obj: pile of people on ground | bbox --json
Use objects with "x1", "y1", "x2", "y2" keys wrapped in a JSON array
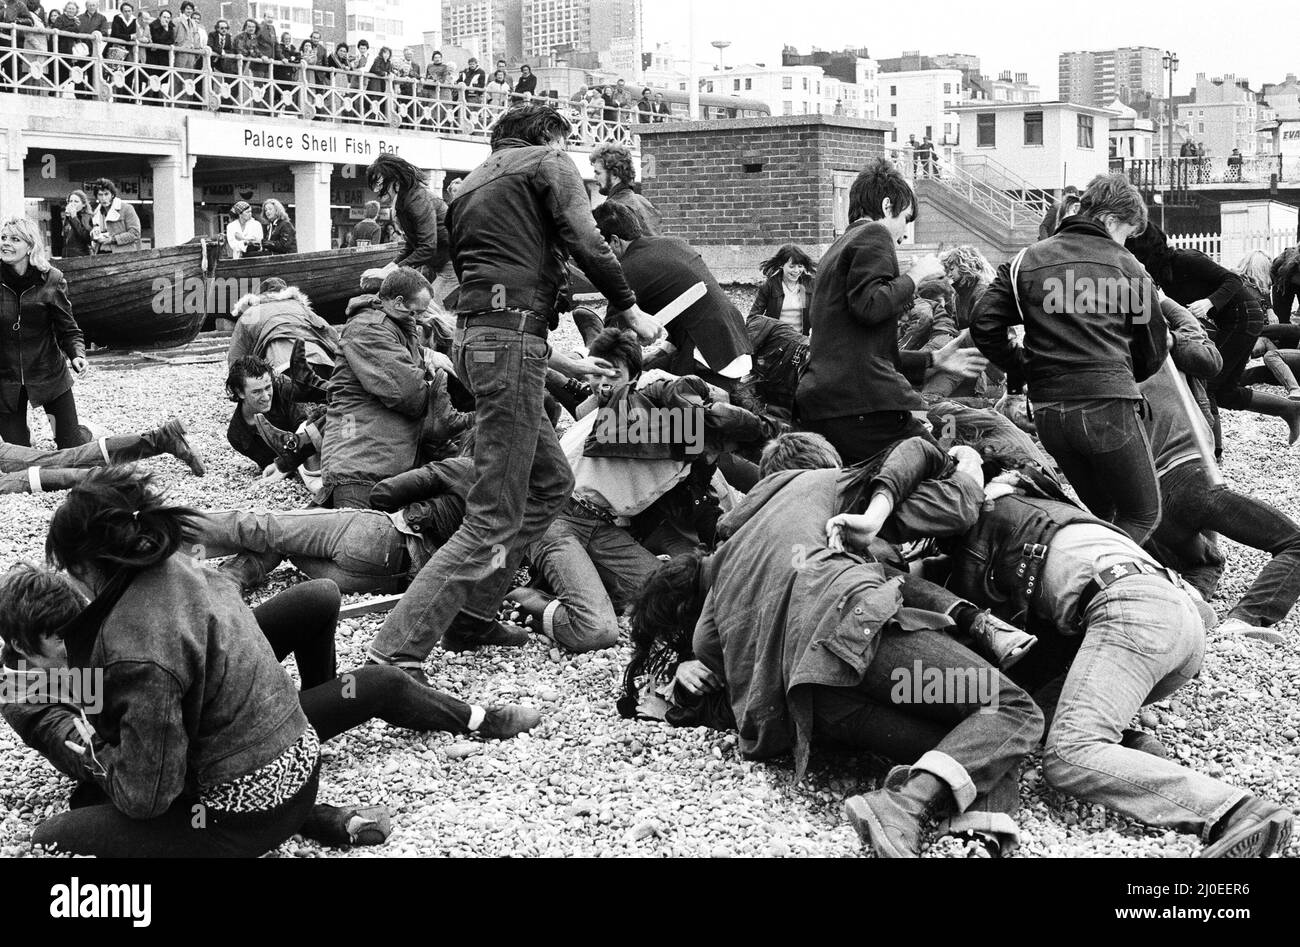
[{"x1": 1, "y1": 103, "x2": 1298, "y2": 859}]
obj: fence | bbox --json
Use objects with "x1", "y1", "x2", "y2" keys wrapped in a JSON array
[
  {"x1": 1167, "y1": 229, "x2": 1296, "y2": 264},
  {"x1": 0, "y1": 23, "x2": 651, "y2": 147},
  {"x1": 1115, "y1": 155, "x2": 1300, "y2": 190}
]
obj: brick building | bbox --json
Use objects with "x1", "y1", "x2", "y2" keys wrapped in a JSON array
[{"x1": 633, "y1": 114, "x2": 891, "y2": 281}]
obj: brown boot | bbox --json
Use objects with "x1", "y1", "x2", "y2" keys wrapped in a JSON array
[
  {"x1": 844, "y1": 771, "x2": 951, "y2": 858},
  {"x1": 968, "y1": 611, "x2": 1037, "y2": 670}
]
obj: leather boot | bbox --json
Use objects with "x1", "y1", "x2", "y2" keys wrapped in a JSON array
[
  {"x1": 287, "y1": 338, "x2": 330, "y2": 404},
  {"x1": 370, "y1": 463, "x2": 454, "y2": 512},
  {"x1": 1201, "y1": 796, "x2": 1294, "y2": 858},
  {"x1": 441, "y1": 613, "x2": 531, "y2": 653},
  {"x1": 108, "y1": 419, "x2": 206, "y2": 476},
  {"x1": 1246, "y1": 390, "x2": 1300, "y2": 446},
  {"x1": 572, "y1": 306, "x2": 605, "y2": 346},
  {"x1": 844, "y1": 771, "x2": 951, "y2": 858},
  {"x1": 968, "y1": 611, "x2": 1038, "y2": 670},
  {"x1": 32, "y1": 467, "x2": 93, "y2": 493}
]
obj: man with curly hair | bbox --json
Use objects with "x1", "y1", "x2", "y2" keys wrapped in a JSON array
[{"x1": 591, "y1": 141, "x2": 662, "y2": 235}]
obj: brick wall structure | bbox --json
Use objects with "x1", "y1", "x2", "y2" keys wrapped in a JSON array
[{"x1": 633, "y1": 115, "x2": 892, "y2": 282}]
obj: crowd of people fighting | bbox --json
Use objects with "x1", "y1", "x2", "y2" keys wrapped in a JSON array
[{"x1": 2, "y1": 99, "x2": 1299, "y2": 859}]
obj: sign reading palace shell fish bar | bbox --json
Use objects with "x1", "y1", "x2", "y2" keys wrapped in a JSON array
[{"x1": 187, "y1": 115, "x2": 442, "y2": 167}]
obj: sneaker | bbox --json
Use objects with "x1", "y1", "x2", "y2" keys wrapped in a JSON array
[
  {"x1": 1201, "y1": 798, "x2": 1294, "y2": 858},
  {"x1": 1217, "y1": 617, "x2": 1286, "y2": 645},
  {"x1": 441, "y1": 619, "x2": 531, "y2": 653},
  {"x1": 476, "y1": 704, "x2": 542, "y2": 740}
]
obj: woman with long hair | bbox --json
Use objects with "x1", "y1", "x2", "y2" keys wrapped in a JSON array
[
  {"x1": 485, "y1": 68, "x2": 511, "y2": 109},
  {"x1": 60, "y1": 189, "x2": 94, "y2": 258},
  {"x1": 260, "y1": 198, "x2": 297, "y2": 255},
  {"x1": 0, "y1": 467, "x2": 540, "y2": 857},
  {"x1": 940, "y1": 244, "x2": 998, "y2": 330},
  {"x1": 1238, "y1": 249, "x2": 1300, "y2": 398},
  {"x1": 749, "y1": 244, "x2": 816, "y2": 333},
  {"x1": 1128, "y1": 223, "x2": 1296, "y2": 455},
  {"x1": 366, "y1": 152, "x2": 439, "y2": 277},
  {"x1": 0, "y1": 215, "x2": 87, "y2": 448}
]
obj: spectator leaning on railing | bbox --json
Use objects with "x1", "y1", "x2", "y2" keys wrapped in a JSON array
[{"x1": 515, "y1": 63, "x2": 536, "y2": 98}]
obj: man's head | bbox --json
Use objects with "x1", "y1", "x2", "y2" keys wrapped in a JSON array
[
  {"x1": 586, "y1": 327, "x2": 642, "y2": 401},
  {"x1": 378, "y1": 267, "x2": 433, "y2": 317},
  {"x1": 467, "y1": 57, "x2": 478, "y2": 69},
  {"x1": 84, "y1": 0, "x2": 97, "y2": 13},
  {"x1": 496, "y1": 59, "x2": 507, "y2": 70},
  {"x1": 226, "y1": 355, "x2": 275, "y2": 411},
  {"x1": 0, "y1": 564, "x2": 80, "y2": 671},
  {"x1": 363, "y1": 199, "x2": 381, "y2": 220},
  {"x1": 180, "y1": 1, "x2": 194, "y2": 15},
  {"x1": 848, "y1": 158, "x2": 916, "y2": 243},
  {"x1": 447, "y1": 177, "x2": 464, "y2": 198},
  {"x1": 366, "y1": 153, "x2": 425, "y2": 200},
  {"x1": 310, "y1": 30, "x2": 321, "y2": 43},
  {"x1": 592, "y1": 201, "x2": 646, "y2": 257},
  {"x1": 654, "y1": 92, "x2": 664, "y2": 103},
  {"x1": 90, "y1": 176, "x2": 117, "y2": 208},
  {"x1": 215, "y1": 17, "x2": 228, "y2": 33},
  {"x1": 1078, "y1": 172, "x2": 1147, "y2": 244},
  {"x1": 641, "y1": 86, "x2": 651, "y2": 99},
  {"x1": 261, "y1": 9, "x2": 274, "y2": 23},
  {"x1": 589, "y1": 142, "x2": 635, "y2": 195},
  {"x1": 432, "y1": 50, "x2": 442, "y2": 63},
  {"x1": 489, "y1": 103, "x2": 573, "y2": 150},
  {"x1": 758, "y1": 431, "x2": 842, "y2": 478}
]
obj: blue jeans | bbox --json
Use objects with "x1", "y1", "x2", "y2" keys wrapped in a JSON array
[
  {"x1": 194, "y1": 508, "x2": 410, "y2": 595},
  {"x1": 1151, "y1": 461, "x2": 1300, "y2": 626},
  {"x1": 812, "y1": 627, "x2": 1043, "y2": 840},
  {"x1": 527, "y1": 507, "x2": 661, "y2": 652},
  {"x1": 1043, "y1": 576, "x2": 1244, "y2": 838},
  {"x1": 370, "y1": 323, "x2": 574, "y2": 666},
  {"x1": 1034, "y1": 398, "x2": 1161, "y2": 543}
]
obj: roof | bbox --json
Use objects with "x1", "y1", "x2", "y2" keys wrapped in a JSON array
[{"x1": 951, "y1": 100, "x2": 1114, "y2": 117}]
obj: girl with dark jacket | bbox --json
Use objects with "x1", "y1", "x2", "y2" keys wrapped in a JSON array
[
  {"x1": 0, "y1": 215, "x2": 86, "y2": 448},
  {"x1": 367, "y1": 153, "x2": 439, "y2": 277},
  {"x1": 514, "y1": 64, "x2": 536, "y2": 97},
  {"x1": 1127, "y1": 223, "x2": 1295, "y2": 455},
  {"x1": 749, "y1": 244, "x2": 816, "y2": 334},
  {"x1": 60, "y1": 190, "x2": 94, "y2": 258},
  {"x1": 1, "y1": 467, "x2": 541, "y2": 857},
  {"x1": 366, "y1": 45, "x2": 391, "y2": 92}
]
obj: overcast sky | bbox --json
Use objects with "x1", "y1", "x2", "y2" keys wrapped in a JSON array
[{"x1": 642, "y1": 0, "x2": 1296, "y2": 98}]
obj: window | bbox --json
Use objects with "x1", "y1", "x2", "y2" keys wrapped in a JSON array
[
  {"x1": 889, "y1": 85, "x2": 896, "y2": 96},
  {"x1": 944, "y1": 82, "x2": 952, "y2": 94},
  {"x1": 313, "y1": 9, "x2": 323, "y2": 26},
  {"x1": 782, "y1": 76, "x2": 793, "y2": 90},
  {"x1": 705, "y1": 81, "x2": 713, "y2": 93},
  {"x1": 1198, "y1": 122, "x2": 1205, "y2": 133},
  {"x1": 733, "y1": 79, "x2": 740, "y2": 91},
  {"x1": 944, "y1": 122, "x2": 952, "y2": 137},
  {"x1": 1077, "y1": 114, "x2": 1094, "y2": 149},
  {"x1": 801, "y1": 77, "x2": 808, "y2": 90},
  {"x1": 890, "y1": 103, "x2": 897, "y2": 117},
  {"x1": 977, "y1": 112, "x2": 996, "y2": 146},
  {"x1": 744, "y1": 78, "x2": 751, "y2": 90},
  {"x1": 1024, "y1": 111, "x2": 1044, "y2": 145},
  {"x1": 782, "y1": 101, "x2": 793, "y2": 115}
]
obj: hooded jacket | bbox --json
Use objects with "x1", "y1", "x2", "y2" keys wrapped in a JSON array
[
  {"x1": 320, "y1": 294, "x2": 429, "y2": 493},
  {"x1": 971, "y1": 216, "x2": 1168, "y2": 401},
  {"x1": 226, "y1": 285, "x2": 339, "y2": 370},
  {"x1": 0, "y1": 262, "x2": 84, "y2": 412}
]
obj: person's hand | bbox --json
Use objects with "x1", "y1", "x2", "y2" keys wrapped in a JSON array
[
  {"x1": 424, "y1": 349, "x2": 454, "y2": 376},
  {"x1": 70, "y1": 356, "x2": 88, "y2": 376},
  {"x1": 931, "y1": 335, "x2": 989, "y2": 378},
  {"x1": 616, "y1": 304, "x2": 664, "y2": 345},
  {"x1": 261, "y1": 462, "x2": 288, "y2": 483},
  {"x1": 1187, "y1": 298, "x2": 1213, "y2": 319},
  {"x1": 674, "y1": 659, "x2": 721, "y2": 696},
  {"x1": 826, "y1": 511, "x2": 886, "y2": 554},
  {"x1": 906, "y1": 253, "x2": 945, "y2": 284},
  {"x1": 571, "y1": 354, "x2": 618, "y2": 379}
]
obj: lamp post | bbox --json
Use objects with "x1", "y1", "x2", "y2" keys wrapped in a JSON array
[
  {"x1": 1162, "y1": 50, "x2": 1179, "y2": 230},
  {"x1": 711, "y1": 40, "x2": 731, "y2": 72}
]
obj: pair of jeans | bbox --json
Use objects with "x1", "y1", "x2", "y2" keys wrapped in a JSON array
[
  {"x1": 1034, "y1": 398, "x2": 1161, "y2": 543},
  {"x1": 1044, "y1": 576, "x2": 1244, "y2": 838},
  {"x1": 1152, "y1": 461, "x2": 1300, "y2": 626},
  {"x1": 526, "y1": 507, "x2": 661, "y2": 652},
  {"x1": 370, "y1": 322, "x2": 574, "y2": 667},
  {"x1": 194, "y1": 508, "x2": 411, "y2": 595},
  {"x1": 811, "y1": 626, "x2": 1043, "y2": 841},
  {"x1": 0, "y1": 437, "x2": 107, "y2": 493},
  {"x1": 0, "y1": 387, "x2": 82, "y2": 449},
  {"x1": 801, "y1": 410, "x2": 934, "y2": 467},
  {"x1": 1242, "y1": 347, "x2": 1300, "y2": 388},
  {"x1": 1208, "y1": 298, "x2": 1266, "y2": 411}
]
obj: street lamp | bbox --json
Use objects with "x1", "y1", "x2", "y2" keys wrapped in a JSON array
[{"x1": 1162, "y1": 50, "x2": 1179, "y2": 230}]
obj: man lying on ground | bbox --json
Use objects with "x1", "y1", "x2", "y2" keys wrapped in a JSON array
[{"x1": 1, "y1": 418, "x2": 204, "y2": 493}]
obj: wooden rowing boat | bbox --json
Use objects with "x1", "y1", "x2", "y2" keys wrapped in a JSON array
[
  {"x1": 214, "y1": 243, "x2": 400, "y2": 323},
  {"x1": 58, "y1": 241, "x2": 216, "y2": 350},
  {"x1": 57, "y1": 241, "x2": 401, "y2": 349}
]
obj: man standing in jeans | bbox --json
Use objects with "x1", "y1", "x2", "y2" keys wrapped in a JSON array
[
  {"x1": 368, "y1": 103, "x2": 660, "y2": 674},
  {"x1": 972, "y1": 172, "x2": 1169, "y2": 544}
]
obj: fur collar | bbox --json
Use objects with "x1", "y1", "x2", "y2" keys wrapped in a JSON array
[{"x1": 230, "y1": 285, "x2": 316, "y2": 320}]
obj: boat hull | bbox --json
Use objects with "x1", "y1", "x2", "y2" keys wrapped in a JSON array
[
  {"x1": 213, "y1": 244, "x2": 399, "y2": 323},
  {"x1": 58, "y1": 243, "x2": 212, "y2": 350}
]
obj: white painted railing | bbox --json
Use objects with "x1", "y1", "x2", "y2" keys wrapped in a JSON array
[
  {"x1": 1168, "y1": 229, "x2": 1296, "y2": 264},
  {"x1": 0, "y1": 22, "x2": 653, "y2": 147}
]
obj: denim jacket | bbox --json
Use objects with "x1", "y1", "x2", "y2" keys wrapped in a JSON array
[{"x1": 60, "y1": 554, "x2": 308, "y2": 819}]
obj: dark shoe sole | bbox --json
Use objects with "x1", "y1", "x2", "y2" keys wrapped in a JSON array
[
  {"x1": 1201, "y1": 811, "x2": 1293, "y2": 858},
  {"x1": 441, "y1": 628, "x2": 531, "y2": 653},
  {"x1": 844, "y1": 795, "x2": 916, "y2": 859}
]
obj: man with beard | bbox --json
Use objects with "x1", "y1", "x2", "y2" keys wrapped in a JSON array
[{"x1": 590, "y1": 141, "x2": 662, "y2": 234}]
